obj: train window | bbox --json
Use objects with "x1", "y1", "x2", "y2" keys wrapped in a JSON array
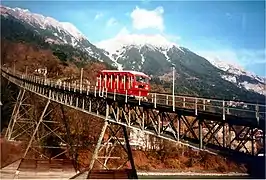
[{"x1": 136, "y1": 76, "x2": 149, "y2": 83}]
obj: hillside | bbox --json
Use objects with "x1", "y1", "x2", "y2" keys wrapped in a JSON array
[
  {"x1": 1, "y1": 5, "x2": 265, "y2": 104},
  {"x1": 206, "y1": 58, "x2": 265, "y2": 95},
  {"x1": 0, "y1": 5, "x2": 115, "y2": 65},
  {"x1": 1, "y1": 38, "x2": 249, "y2": 175},
  {"x1": 0, "y1": 5, "x2": 259, "y2": 175},
  {"x1": 97, "y1": 34, "x2": 265, "y2": 102}
]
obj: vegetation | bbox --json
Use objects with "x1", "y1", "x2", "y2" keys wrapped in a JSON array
[
  {"x1": 116, "y1": 44, "x2": 265, "y2": 103},
  {"x1": 1, "y1": 14, "x2": 265, "y2": 103},
  {"x1": 1, "y1": 16, "x2": 50, "y2": 48},
  {"x1": 0, "y1": 14, "x2": 261, "y2": 174},
  {"x1": 0, "y1": 16, "x2": 112, "y2": 69},
  {"x1": 1, "y1": 79, "x2": 19, "y2": 131},
  {"x1": 133, "y1": 141, "x2": 247, "y2": 173}
]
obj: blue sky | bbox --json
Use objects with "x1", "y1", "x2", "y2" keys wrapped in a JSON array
[{"x1": 2, "y1": 0, "x2": 265, "y2": 76}]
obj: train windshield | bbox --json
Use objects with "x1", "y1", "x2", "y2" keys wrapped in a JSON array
[{"x1": 136, "y1": 76, "x2": 149, "y2": 83}]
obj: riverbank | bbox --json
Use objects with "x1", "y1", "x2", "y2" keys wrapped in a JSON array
[
  {"x1": 133, "y1": 149, "x2": 247, "y2": 173},
  {"x1": 137, "y1": 171, "x2": 250, "y2": 179}
]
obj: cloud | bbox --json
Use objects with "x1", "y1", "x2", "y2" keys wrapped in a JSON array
[
  {"x1": 164, "y1": 34, "x2": 181, "y2": 42},
  {"x1": 117, "y1": 27, "x2": 130, "y2": 35},
  {"x1": 116, "y1": 26, "x2": 180, "y2": 42},
  {"x1": 106, "y1": 17, "x2": 118, "y2": 27},
  {"x1": 130, "y1": 6, "x2": 164, "y2": 31},
  {"x1": 96, "y1": 26, "x2": 179, "y2": 55},
  {"x1": 94, "y1": 12, "x2": 103, "y2": 20}
]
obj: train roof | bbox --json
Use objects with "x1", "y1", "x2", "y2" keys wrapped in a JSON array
[{"x1": 100, "y1": 70, "x2": 149, "y2": 77}]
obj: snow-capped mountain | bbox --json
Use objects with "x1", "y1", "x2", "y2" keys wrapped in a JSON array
[
  {"x1": 97, "y1": 32, "x2": 265, "y2": 96},
  {"x1": 205, "y1": 57, "x2": 265, "y2": 95},
  {"x1": 96, "y1": 31, "x2": 186, "y2": 73},
  {"x1": 96, "y1": 28, "x2": 180, "y2": 55},
  {"x1": 0, "y1": 5, "x2": 113, "y2": 64},
  {"x1": 208, "y1": 58, "x2": 264, "y2": 83},
  {"x1": 1, "y1": 5, "x2": 265, "y2": 98},
  {"x1": 1, "y1": 6, "x2": 86, "y2": 43}
]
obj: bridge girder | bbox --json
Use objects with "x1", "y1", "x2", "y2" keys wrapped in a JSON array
[{"x1": 1, "y1": 68, "x2": 265, "y2": 176}]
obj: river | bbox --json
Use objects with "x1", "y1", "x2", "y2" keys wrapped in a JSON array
[{"x1": 138, "y1": 171, "x2": 251, "y2": 179}]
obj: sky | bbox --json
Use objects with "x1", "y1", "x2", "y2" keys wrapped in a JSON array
[{"x1": 2, "y1": 0, "x2": 266, "y2": 77}]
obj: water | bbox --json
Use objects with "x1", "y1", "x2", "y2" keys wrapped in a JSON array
[{"x1": 139, "y1": 175, "x2": 251, "y2": 179}]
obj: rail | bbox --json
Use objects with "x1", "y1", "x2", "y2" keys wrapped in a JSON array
[{"x1": 2, "y1": 67, "x2": 265, "y2": 123}]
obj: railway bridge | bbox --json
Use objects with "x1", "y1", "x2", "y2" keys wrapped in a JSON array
[{"x1": 1, "y1": 67, "x2": 265, "y2": 179}]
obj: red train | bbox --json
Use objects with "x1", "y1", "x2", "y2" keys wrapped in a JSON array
[{"x1": 96, "y1": 70, "x2": 151, "y2": 98}]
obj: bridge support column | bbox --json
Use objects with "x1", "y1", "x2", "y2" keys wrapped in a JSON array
[
  {"x1": 5, "y1": 88, "x2": 24, "y2": 140},
  {"x1": 16, "y1": 99, "x2": 51, "y2": 172},
  {"x1": 60, "y1": 104, "x2": 79, "y2": 172},
  {"x1": 222, "y1": 122, "x2": 226, "y2": 148},
  {"x1": 86, "y1": 121, "x2": 109, "y2": 178},
  {"x1": 5, "y1": 89, "x2": 34, "y2": 141},
  {"x1": 198, "y1": 119, "x2": 203, "y2": 149},
  {"x1": 6, "y1": 95, "x2": 77, "y2": 176},
  {"x1": 228, "y1": 124, "x2": 232, "y2": 149},
  {"x1": 3, "y1": 67, "x2": 266, "y2": 179},
  {"x1": 122, "y1": 126, "x2": 138, "y2": 179},
  {"x1": 70, "y1": 120, "x2": 138, "y2": 179}
]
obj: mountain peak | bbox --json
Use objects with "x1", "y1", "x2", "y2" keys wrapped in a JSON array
[
  {"x1": 96, "y1": 29, "x2": 180, "y2": 55},
  {"x1": 203, "y1": 55, "x2": 266, "y2": 95},
  {"x1": 2, "y1": 4, "x2": 265, "y2": 98},
  {"x1": 60, "y1": 22, "x2": 86, "y2": 40},
  {"x1": 1, "y1": 5, "x2": 86, "y2": 40},
  {"x1": 207, "y1": 56, "x2": 264, "y2": 81},
  {"x1": 14, "y1": 7, "x2": 30, "y2": 13}
]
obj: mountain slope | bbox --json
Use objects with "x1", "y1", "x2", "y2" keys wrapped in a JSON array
[
  {"x1": 0, "y1": 5, "x2": 114, "y2": 65},
  {"x1": 96, "y1": 32, "x2": 266, "y2": 99},
  {"x1": 1, "y1": 5, "x2": 265, "y2": 103},
  {"x1": 206, "y1": 58, "x2": 265, "y2": 95}
]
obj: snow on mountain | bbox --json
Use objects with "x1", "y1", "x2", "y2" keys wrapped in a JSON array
[
  {"x1": 208, "y1": 57, "x2": 264, "y2": 83},
  {"x1": 60, "y1": 22, "x2": 86, "y2": 40},
  {"x1": 96, "y1": 33, "x2": 179, "y2": 55},
  {"x1": 98, "y1": 29, "x2": 265, "y2": 95},
  {"x1": 1, "y1": 5, "x2": 87, "y2": 41},
  {"x1": 96, "y1": 29, "x2": 185, "y2": 71},
  {"x1": 1, "y1": 5, "x2": 264, "y2": 97},
  {"x1": 96, "y1": 28, "x2": 184, "y2": 59},
  {"x1": 205, "y1": 56, "x2": 266, "y2": 95},
  {"x1": 1, "y1": 5, "x2": 114, "y2": 64}
]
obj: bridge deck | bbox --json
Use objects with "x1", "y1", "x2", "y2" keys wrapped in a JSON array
[
  {"x1": 3, "y1": 68, "x2": 265, "y2": 128},
  {"x1": 126, "y1": 99, "x2": 265, "y2": 129},
  {"x1": 26, "y1": 79, "x2": 264, "y2": 130},
  {"x1": 1, "y1": 68, "x2": 265, "y2": 159}
]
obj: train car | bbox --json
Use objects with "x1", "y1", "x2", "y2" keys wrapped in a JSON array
[{"x1": 96, "y1": 70, "x2": 151, "y2": 99}]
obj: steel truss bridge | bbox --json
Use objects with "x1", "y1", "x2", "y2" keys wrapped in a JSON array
[{"x1": 1, "y1": 67, "x2": 265, "y2": 179}]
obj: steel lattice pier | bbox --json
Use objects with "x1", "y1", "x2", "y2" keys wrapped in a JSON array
[{"x1": 1, "y1": 68, "x2": 265, "y2": 178}]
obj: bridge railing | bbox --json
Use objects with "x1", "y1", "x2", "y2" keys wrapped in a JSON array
[
  {"x1": 147, "y1": 93, "x2": 265, "y2": 121},
  {"x1": 2, "y1": 67, "x2": 265, "y2": 122}
]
